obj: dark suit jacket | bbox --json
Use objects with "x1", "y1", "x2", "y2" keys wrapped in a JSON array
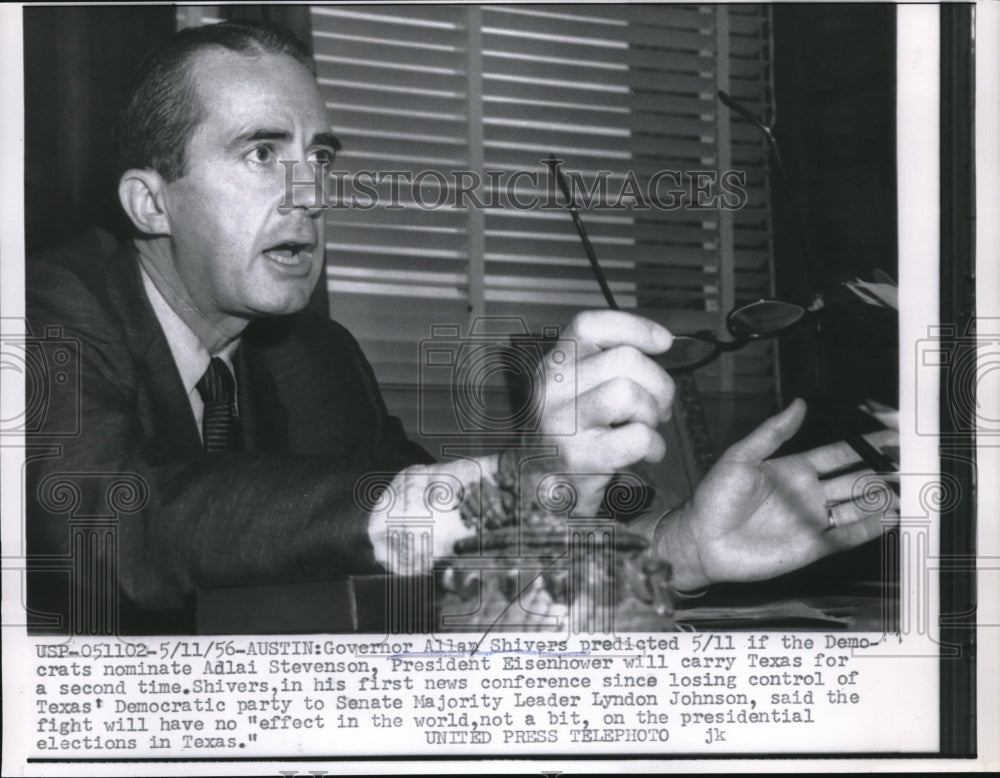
[{"x1": 25, "y1": 230, "x2": 433, "y2": 633}]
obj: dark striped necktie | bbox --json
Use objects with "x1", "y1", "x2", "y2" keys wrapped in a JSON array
[{"x1": 196, "y1": 357, "x2": 240, "y2": 452}]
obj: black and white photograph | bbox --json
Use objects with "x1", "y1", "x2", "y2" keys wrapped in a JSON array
[{"x1": 1, "y1": 1, "x2": 994, "y2": 773}]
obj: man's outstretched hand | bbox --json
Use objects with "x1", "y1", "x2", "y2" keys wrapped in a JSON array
[{"x1": 656, "y1": 399, "x2": 899, "y2": 591}]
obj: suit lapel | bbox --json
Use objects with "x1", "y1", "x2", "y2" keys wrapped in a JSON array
[
  {"x1": 233, "y1": 341, "x2": 288, "y2": 453},
  {"x1": 103, "y1": 243, "x2": 204, "y2": 455}
]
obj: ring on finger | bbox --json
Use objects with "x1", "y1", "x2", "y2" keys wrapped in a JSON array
[{"x1": 826, "y1": 505, "x2": 837, "y2": 531}]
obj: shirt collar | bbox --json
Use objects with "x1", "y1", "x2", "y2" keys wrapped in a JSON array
[{"x1": 140, "y1": 265, "x2": 239, "y2": 396}]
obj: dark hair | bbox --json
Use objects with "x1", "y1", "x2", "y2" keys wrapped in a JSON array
[{"x1": 115, "y1": 20, "x2": 314, "y2": 182}]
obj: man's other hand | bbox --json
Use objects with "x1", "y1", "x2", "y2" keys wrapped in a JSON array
[{"x1": 657, "y1": 398, "x2": 900, "y2": 590}]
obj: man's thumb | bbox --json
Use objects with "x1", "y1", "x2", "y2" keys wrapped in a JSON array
[{"x1": 720, "y1": 398, "x2": 807, "y2": 464}]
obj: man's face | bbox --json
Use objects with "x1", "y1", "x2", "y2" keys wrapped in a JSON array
[{"x1": 160, "y1": 49, "x2": 335, "y2": 326}]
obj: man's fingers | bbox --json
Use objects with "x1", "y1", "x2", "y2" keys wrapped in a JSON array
[
  {"x1": 826, "y1": 507, "x2": 898, "y2": 550},
  {"x1": 573, "y1": 346, "x2": 676, "y2": 423},
  {"x1": 804, "y1": 429, "x2": 899, "y2": 474},
  {"x1": 563, "y1": 310, "x2": 673, "y2": 357},
  {"x1": 542, "y1": 311, "x2": 675, "y2": 443},
  {"x1": 720, "y1": 398, "x2": 807, "y2": 465},
  {"x1": 825, "y1": 485, "x2": 899, "y2": 531},
  {"x1": 563, "y1": 423, "x2": 667, "y2": 471},
  {"x1": 821, "y1": 471, "x2": 898, "y2": 509},
  {"x1": 577, "y1": 378, "x2": 665, "y2": 430}
]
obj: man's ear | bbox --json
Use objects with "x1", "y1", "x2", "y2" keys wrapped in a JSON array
[{"x1": 118, "y1": 169, "x2": 172, "y2": 236}]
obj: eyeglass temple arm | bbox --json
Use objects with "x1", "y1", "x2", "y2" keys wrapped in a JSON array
[{"x1": 547, "y1": 155, "x2": 620, "y2": 311}]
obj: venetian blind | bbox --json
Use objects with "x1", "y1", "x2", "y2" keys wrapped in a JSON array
[{"x1": 311, "y1": 5, "x2": 775, "y2": 432}]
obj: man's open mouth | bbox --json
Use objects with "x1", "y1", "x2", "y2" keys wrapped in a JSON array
[{"x1": 262, "y1": 241, "x2": 313, "y2": 267}]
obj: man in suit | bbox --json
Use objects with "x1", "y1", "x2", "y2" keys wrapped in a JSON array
[
  {"x1": 26, "y1": 20, "x2": 897, "y2": 634},
  {"x1": 27, "y1": 22, "x2": 444, "y2": 632}
]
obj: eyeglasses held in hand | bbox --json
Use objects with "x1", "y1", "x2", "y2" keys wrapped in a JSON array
[{"x1": 658, "y1": 299, "x2": 805, "y2": 374}]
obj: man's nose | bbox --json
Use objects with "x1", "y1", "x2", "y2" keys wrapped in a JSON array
[{"x1": 277, "y1": 159, "x2": 326, "y2": 217}]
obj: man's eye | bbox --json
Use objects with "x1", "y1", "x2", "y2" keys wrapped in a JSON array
[
  {"x1": 309, "y1": 148, "x2": 336, "y2": 166},
  {"x1": 248, "y1": 145, "x2": 274, "y2": 164}
]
